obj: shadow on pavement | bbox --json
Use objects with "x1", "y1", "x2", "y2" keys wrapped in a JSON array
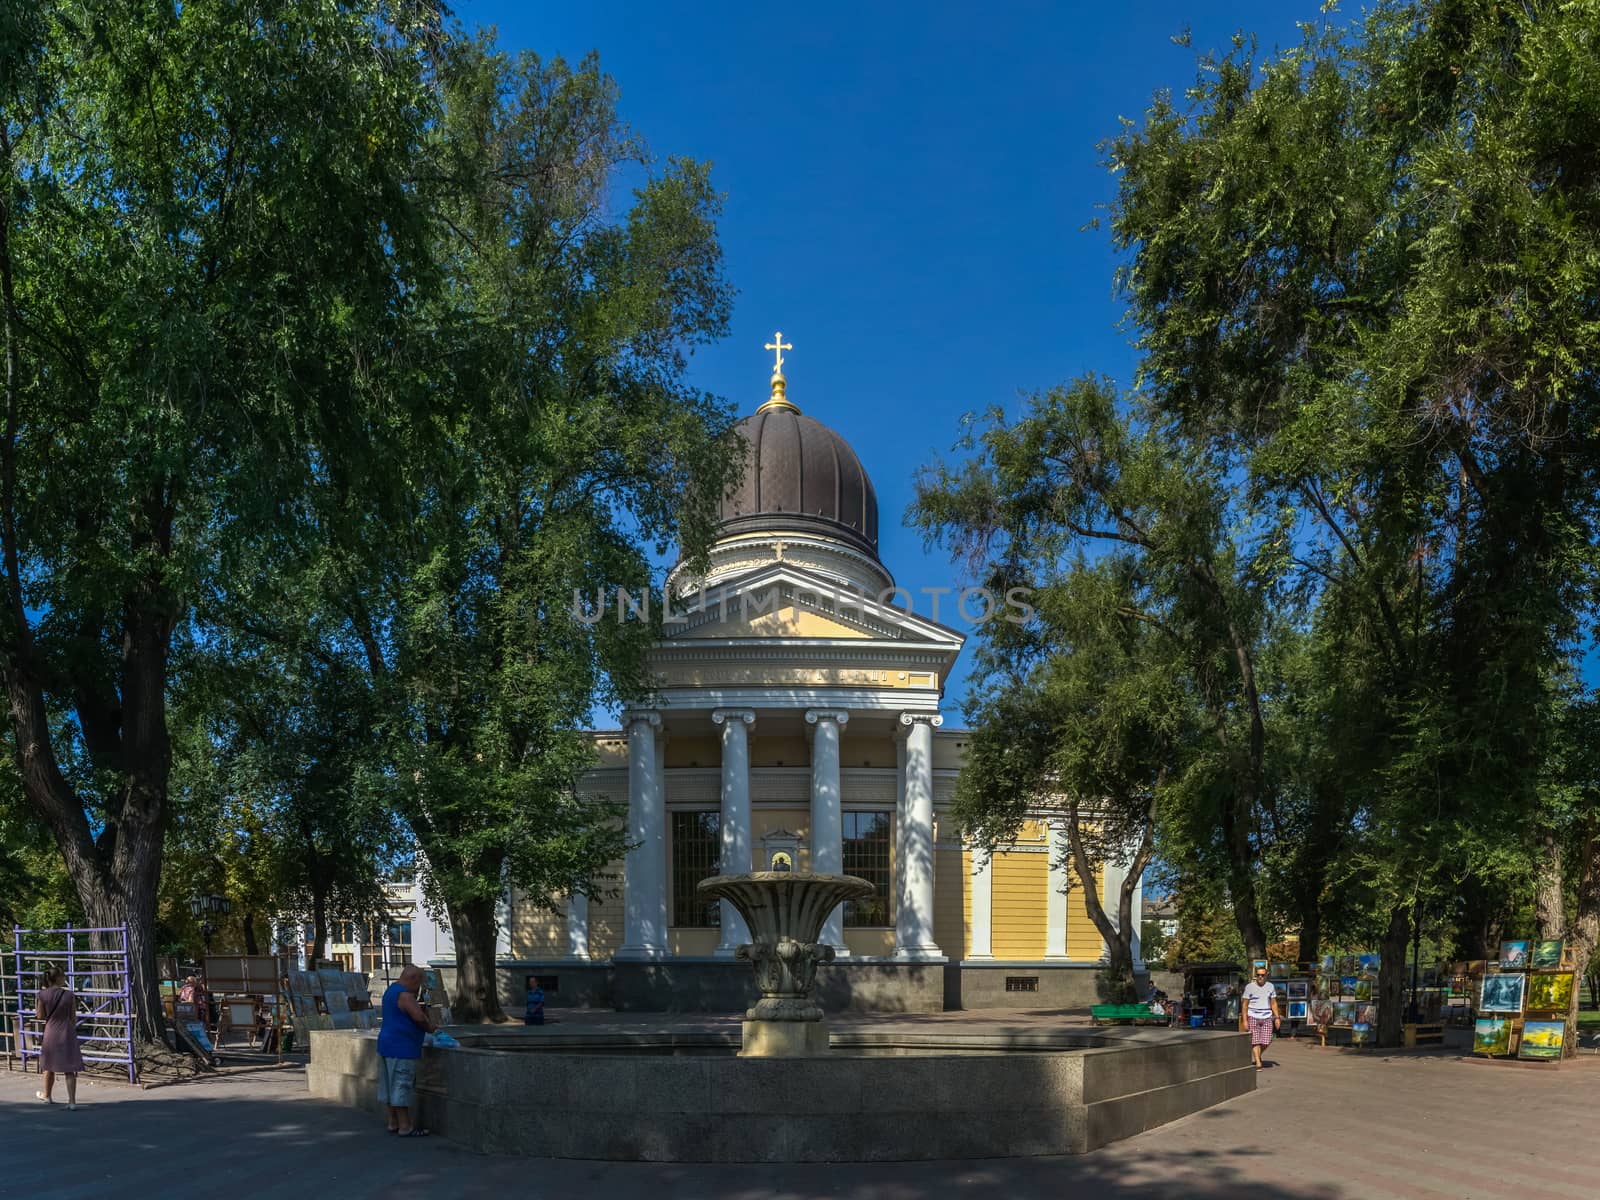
[{"x1": 0, "y1": 1068, "x2": 1338, "y2": 1200}]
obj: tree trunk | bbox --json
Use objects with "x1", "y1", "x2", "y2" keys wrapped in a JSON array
[
  {"x1": 1565, "y1": 819, "x2": 1599, "y2": 1059},
  {"x1": 1534, "y1": 832, "x2": 1564, "y2": 941},
  {"x1": 1060, "y1": 796, "x2": 1155, "y2": 1003},
  {"x1": 1297, "y1": 904, "x2": 1322, "y2": 969},
  {"x1": 1376, "y1": 902, "x2": 1410, "y2": 1048},
  {"x1": 311, "y1": 889, "x2": 328, "y2": 967},
  {"x1": 241, "y1": 912, "x2": 259, "y2": 956},
  {"x1": 447, "y1": 894, "x2": 507, "y2": 1022}
]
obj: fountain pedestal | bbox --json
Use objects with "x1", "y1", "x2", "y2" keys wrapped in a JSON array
[{"x1": 699, "y1": 872, "x2": 875, "y2": 1057}]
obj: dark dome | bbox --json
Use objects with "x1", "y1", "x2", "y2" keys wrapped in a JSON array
[{"x1": 719, "y1": 404, "x2": 879, "y2": 558}]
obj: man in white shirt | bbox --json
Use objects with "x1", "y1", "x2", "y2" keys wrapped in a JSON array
[{"x1": 1242, "y1": 965, "x2": 1280, "y2": 1069}]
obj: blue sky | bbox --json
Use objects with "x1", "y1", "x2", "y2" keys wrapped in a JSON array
[{"x1": 466, "y1": 1, "x2": 1335, "y2": 722}]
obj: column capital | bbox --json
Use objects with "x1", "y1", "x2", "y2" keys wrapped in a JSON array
[
  {"x1": 898, "y1": 711, "x2": 944, "y2": 729},
  {"x1": 804, "y1": 709, "x2": 850, "y2": 727},
  {"x1": 711, "y1": 708, "x2": 756, "y2": 727},
  {"x1": 621, "y1": 709, "x2": 662, "y2": 729}
]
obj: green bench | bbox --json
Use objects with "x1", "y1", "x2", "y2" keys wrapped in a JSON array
[{"x1": 1091, "y1": 1004, "x2": 1168, "y2": 1026}]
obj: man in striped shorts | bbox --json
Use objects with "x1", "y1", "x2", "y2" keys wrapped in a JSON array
[{"x1": 1243, "y1": 965, "x2": 1280, "y2": 1069}]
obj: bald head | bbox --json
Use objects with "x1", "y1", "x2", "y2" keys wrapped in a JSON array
[{"x1": 398, "y1": 963, "x2": 424, "y2": 990}]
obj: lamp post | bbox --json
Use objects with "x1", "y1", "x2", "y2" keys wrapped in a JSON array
[{"x1": 189, "y1": 893, "x2": 233, "y2": 957}]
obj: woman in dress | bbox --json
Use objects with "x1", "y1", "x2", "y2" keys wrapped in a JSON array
[{"x1": 35, "y1": 966, "x2": 85, "y2": 1109}]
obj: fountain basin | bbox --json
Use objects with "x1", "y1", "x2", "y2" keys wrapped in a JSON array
[{"x1": 307, "y1": 1024, "x2": 1255, "y2": 1161}]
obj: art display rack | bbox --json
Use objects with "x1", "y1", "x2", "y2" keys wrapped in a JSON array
[
  {"x1": 1470, "y1": 939, "x2": 1576, "y2": 1063},
  {"x1": 203, "y1": 953, "x2": 289, "y2": 1062},
  {"x1": 10, "y1": 924, "x2": 138, "y2": 1085}
]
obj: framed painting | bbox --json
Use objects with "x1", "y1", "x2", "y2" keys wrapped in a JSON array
[
  {"x1": 1479, "y1": 973, "x2": 1525, "y2": 1013},
  {"x1": 1518, "y1": 1020, "x2": 1565, "y2": 1061},
  {"x1": 1354, "y1": 979, "x2": 1373, "y2": 1002},
  {"x1": 1333, "y1": 1001, "x2": 1357, "y2": 1025},
  {"x1": 1350, "y1": 1022, "x2": 1371, "y2": 1045},
  {"x1": 1288, "y1": 1001, "x2": 1309, "y2": 1020},
  {"x1": 1287, "y1": 980, "x2": 1309, "y2": 1000},
  {"x1": 1473, "y1": 1017, "x2": 1511, "y2": 1056},
  {"x1": 1357, "y1": 1003, "x2": 1378, "y2": 1025},
  {"x1": 1340, "y1": 975, "x2": 1359, "y2": 998},
  {"x1": 1272, "y1": 981, "x2": 1289, "y2": 1002},
  {"x1": 1498, "y1": 940, "x2": 1530, "y2": 970},
  {"x1": 1529, "y1": 940, "x2": 1564, "y2": 971},
  {"x1": 1526, "y1": 973, "x2": 1573, "y2": 1012},
  {"x1": 1357, "y1": 953, "x2": 1380, "y2": 972}
]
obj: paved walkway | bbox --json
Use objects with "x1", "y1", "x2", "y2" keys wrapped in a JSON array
[{"x1": 3, "y1": 1019, "x2": 1598, "y2": 1199}]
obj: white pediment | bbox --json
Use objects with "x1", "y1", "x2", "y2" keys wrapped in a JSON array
[{"x1": 663, "y1": 563, "x2": 964, "y2": 650}]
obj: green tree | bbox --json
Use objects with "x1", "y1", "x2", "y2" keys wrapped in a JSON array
[
  {"x1": 240, "y1": 41, "x2": 744, "y2": 1022},
  {"x1": 915, "y1": 378, "x2": 1276, "y2": 963},
  {"x1": 0, "y1": 0, "x2": 441, "y2": 1044},
  {"x1": 1103, "y1": 0, "x2": 1600, "y2": 1043}
]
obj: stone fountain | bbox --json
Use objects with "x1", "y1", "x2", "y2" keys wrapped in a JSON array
[{"x1": 697, "y1": 871, "x2": 874, "y2": 1056}]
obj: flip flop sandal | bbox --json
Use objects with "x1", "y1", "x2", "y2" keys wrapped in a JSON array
[
  {"x1": 399, "y1": 1128, "x2": 430, "y2": 1138},
  {"x1": 35, "y1": 1092, "x2": 51, "y2": 1103}
]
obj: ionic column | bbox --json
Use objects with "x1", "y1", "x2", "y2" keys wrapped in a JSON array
[
  {"x1": 968, "y1": 849, "x2": 994, "y2": 960},
  {"x1": 1045, "y1": 818, "x2": 1070, "y2": 959},
  {"x1": 893, "y1": 712, "x2": 945, "y2": 961},
  {"x1": 805, "y1": 709, "x2": 849, "y2": 954},
  {"x1": 713, "y1": 708, "x2": 756, "y2": 956},
  {"x1": 566, "y1": 892, "x2": 590, "y2": 961},
  {"x1": 616, "y1": 710, "x2": 667, "y2": 960}
]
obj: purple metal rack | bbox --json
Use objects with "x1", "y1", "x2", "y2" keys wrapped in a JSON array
[{"x1": 11, "y1": 924, "x2": 138, "y2": 1085}]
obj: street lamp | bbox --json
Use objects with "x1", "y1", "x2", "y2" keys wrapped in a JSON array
[{"x1": 188, "y1": 893, "x2": 233, "y2": 956}]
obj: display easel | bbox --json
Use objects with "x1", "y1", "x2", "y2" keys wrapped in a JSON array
[{"x1": 203, "y1": 954, "x2": 287, "y2": 1062}]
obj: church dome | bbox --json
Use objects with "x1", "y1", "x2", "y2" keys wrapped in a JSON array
[{"x1": 718, "y1": 384, "x2": 880, "y2": 559}]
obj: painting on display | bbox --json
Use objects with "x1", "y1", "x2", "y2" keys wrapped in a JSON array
[
  {"x1": 1479, "y1": 973, "x2": 1526, "y2": 1013},
  {"x1": 1529, "y1": 940, "x2": 1564, "y2": 971},
  {"x1": 1321, "y1": 955, "x2": 1336, "y2": 973},
  {"x1": 1357, "y1": 1003, "x2": 1378, "y2": 1025},
  {"x1": 1338, "y1": 955, "x2": 1358, "y2": 976},
  {"x1": 1310, "y1": 999, "x2": 1335, "y2": 1027},
  {"x1": 1353, "y1": 979, "x2": 1373, "y2": 1002},
  {"x1": 1288, "y1": 1001, "x2": 1309, "y2": 1020},
  {"x1": 1357, "y1": 953, "x2": 1380, "y2": 973},
  {"x1": 1526, "y1": 973, "x2": 1574, "y2": 1012},
  {"x1": 1473, "y1": 1017, "x2": 1512, "y2": 1056},
  {"x1": 1350, "y1": 1022, "x2": 1371, "y2": 1045},
  {"x1": 1333, "y1": 1001, "x2": 1358, "y2": 1025},
  {"x1": 1288, "y1": 981, "x2": 1309, "y2": 1000},
  {"x1": 1340, "y1": 976, "x2": 1359, "y2": 998},
  {"x1": 1518, "y1": 1021, "x2": 1566, "y2": 1061},
  {"x1": 1272, "y1": 981, "x2": 1289, "y2": 1002},
  {"x1": 1498, "y1": 940, "x2": 1530, "y2": 970}
]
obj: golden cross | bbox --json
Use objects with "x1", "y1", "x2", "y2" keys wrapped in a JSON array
[{"x1": 764, "y1": 331, "x2": 793, "y2": 376}]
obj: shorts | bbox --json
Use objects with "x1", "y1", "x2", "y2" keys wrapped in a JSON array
[
  {"x1": 377, "y1": 1055, "x2": 417, "y2": 1107},
  {"x1": 1248, "y1": 1015, "x2": 1275, "y2": 1046}
]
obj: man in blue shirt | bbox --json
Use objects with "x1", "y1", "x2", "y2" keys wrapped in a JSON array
[
  {"x1": 524, "y1": 975, "x2": 545, "y2": 1026},
  {"x1": 377, "y1": 964, "x2": 437, "y2": 1136}
]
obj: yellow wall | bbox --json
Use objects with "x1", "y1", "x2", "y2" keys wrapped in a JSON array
[
  {"x1": 844, "y1": 736, "x2": 896, "y2": 769},
  {"x1": 668, "y1": 929, "x2": 719, "y2": 956},
  {"x1": 991, "y1": 850, "x2": 1047, "y2": 959},
  {"x1": 587, "y1": 866, "x2": 624, "y2": 960},
  {"x1": 932, "y1": 848, "x2": 967, "y2": 960},
  {"x1": 664, "y1": 736, "x2": 720, "y2": 768},
  {"x1": 845, "y1": 930, "x2": 895, "y2": 957},
  {"x1": 750, "y1": 735, "x2": 809, "y2": 768},
  {"x1": 510, "y1": 892, "x2": 566, "y2": 959},
  {"x1": 1067, "y1": 866, "x2": 1105, "y2": 960},
  {"x1": 751, "y1": 808, "x2": 810, "y2": 871}
]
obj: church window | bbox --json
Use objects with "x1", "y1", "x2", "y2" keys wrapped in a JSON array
[
  {"x1": 671, "y1": 810, "x2": 722, "y2": 927},
  {"x1": 842, "y1": 811, "x2": 893, "y2": 927}
]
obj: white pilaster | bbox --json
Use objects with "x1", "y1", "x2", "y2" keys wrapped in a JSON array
[
  {"x1": 806, "y1": 709, "x2": 849, "y2": 954},
  {"x1": 1100, "y1": 858, "x2": 1127, "y2": 964},
  {"x1": 968, "y1": 849, "x2": 994, "y2": 960},
  {"x1": 616, "y1": 710, "x2": 668, "y2": 960},
  {"x1": 1046, "y1": 818, "x2": 1070, "y2": 959},
  {"x1": 1131, "y1": 872, "x2": 1145, "y2": 971},
  {"x1": 893, "y1": 712, "x2": 945, "y2": 961},
  {"x1": 565, "y1": 892, "x2": 590, "y2": 961},
  {"x1": 713, "y1": 708, "x2": 756, "y2": 956}
]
